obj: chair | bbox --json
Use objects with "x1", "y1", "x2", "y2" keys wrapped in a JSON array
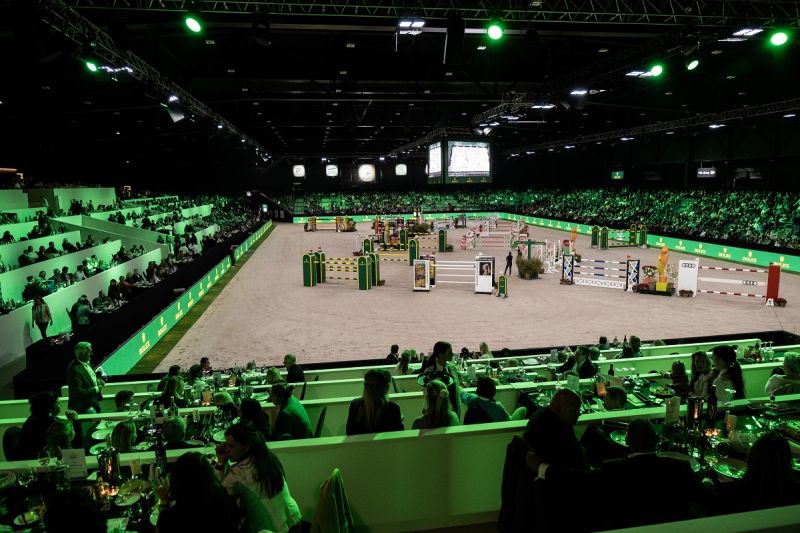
[
  {"x1": 66, "y1": 307, "x2": 77, "y2": 332},
  {"x1": 3, "y1": 426, "x2": 22, "y2": 462},
  {"x1": 299, "y1": 380, "x2": 308, "y2": 401},
  {"x1": 314, "y1": 406, "x2": 327, "y2": 439},
  {"x1": 463, "y1": 405, "x2": 493, "y2": 425},
  {"x1": 391, "y1": 377, "x2": 398, "y2": 394},
  {"x1": 310, "y1": 468, "x2": 353, "y2": 533}
]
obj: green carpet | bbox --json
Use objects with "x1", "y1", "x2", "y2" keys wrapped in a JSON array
[{"x1": 129, "y1": 225, "x2": 275, "y2": 374}]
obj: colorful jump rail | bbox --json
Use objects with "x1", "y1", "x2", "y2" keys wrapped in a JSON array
[
  {"x1": 100, "y1": 221, "x2": 272, "y2": 375},
  {"x1": 293, "y1": 212, "x2": 800, "y2": 274}
]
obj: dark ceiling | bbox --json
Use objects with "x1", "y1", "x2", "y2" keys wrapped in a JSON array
[{"x1": 0, "y1": 0, "x2": 798, "y2": 187}]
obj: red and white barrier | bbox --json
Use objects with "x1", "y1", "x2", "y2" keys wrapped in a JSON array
[{"x1": 677, "y1": 259, "x2": 781, "y2": 304}]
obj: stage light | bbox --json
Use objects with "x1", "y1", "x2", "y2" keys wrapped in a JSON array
[
  {"x1": 769, "y1": 31, "x2": 789, "y2": 46},
  {"x1": 85, "y1": 61, "x2": 98, "y2": 73},
  {"x1": 649, "y1": 64, "x2": 664, "y2": 77},
  {"x1": 487, "y1": 22, "x2": 504, "y2": 40},
  {"x1": 686, "y1": 58, "x2": 699, "y2": 70},
  {"x1": 570, "y1": 89, "x2": 588, "y2": 96},
  {"x1": 184, "y1": 10, "x2": 203, "y2": 33}
]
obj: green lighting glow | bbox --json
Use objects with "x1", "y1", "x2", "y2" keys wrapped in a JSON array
[
  {"x1": 649, "y1": 64, "x2": 664, "y2": 77},
  {"x1": 487, "y1": 23, "x2": 504, "y2": 40},
  {"x1": 185, "y1": 16, "x2": 203, "y2": 33},
  {"x1": 85, "y1": 61, "x2": 98, "y2": 73},
  {"x1": 686, "y1": 59, "x2": 699, "y2": 71},
  {"x1": 770, "y1": 31, "x2": 789, "y2": 46}
]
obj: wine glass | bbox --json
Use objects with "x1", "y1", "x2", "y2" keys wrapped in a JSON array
[{"x1": 17, "y1": 467, "x2": 35, "y2": 489}]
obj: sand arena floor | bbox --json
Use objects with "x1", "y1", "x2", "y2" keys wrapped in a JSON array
[{"x1": 155, "y1": 222, "x2": 800, "y2": 371}]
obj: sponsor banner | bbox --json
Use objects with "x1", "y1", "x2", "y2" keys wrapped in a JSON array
[{"x1": 101, "y1": 221, "x2": 272, "y2": 375}]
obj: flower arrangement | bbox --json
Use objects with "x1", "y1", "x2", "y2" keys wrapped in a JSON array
[
  {"x1": 775, "y1": 297, "x2": 787, "y2": 307},
  {"x1": 641, "y1": 265, "x2": 658, "y2": 279},
  {"x1": 665, "y1": 263, "x2": 678, "y2": 280},
  {"x1": 679, "y1": 289, "x2": 694, "y2": 297}
]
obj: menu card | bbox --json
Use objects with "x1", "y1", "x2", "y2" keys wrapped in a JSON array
[
  {"x1": 60, "y1": 448, "x2": 88, "y2": 479},
  {"x1": 665, "y1": 396, "x2": 681, "y2": 425},
  {"x1": 566, "y1": 374, "x2": 580, "y2": 392}
]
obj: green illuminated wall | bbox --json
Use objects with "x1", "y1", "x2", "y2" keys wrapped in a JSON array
[
  {"x1": 100, "y1": 221, "x2": 272, "y2": 375},
  {"x1": 293, "y1": 212, "x2": 800, "y2": 274}
]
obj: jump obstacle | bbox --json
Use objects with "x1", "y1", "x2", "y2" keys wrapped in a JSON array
[
  {"x1": 413, "y1": 256, "x2": 495, "y2": 294},
  {"x1": 561, "y1": 255, "x2": 640, "y2": 291},
  {"x1": 306, "y1": 216, "x2": 352, "y2": 232},
  {"x1": 591, "y1": 224, "x2": 648, "y2": 249},
  {"x1": 676, "y1": 259, "x2": 781, "y2": 304},
  {"x1": 302, "y1": 249, "x2": 379, "y2": 290}
]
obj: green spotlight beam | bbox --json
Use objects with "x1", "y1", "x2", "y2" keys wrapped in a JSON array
[
  {"x1": 487, "y1": 23, "x2": 503, "y2": 40},
  {"x1": 185, "y1": 15, "x2": 203, "y2": 33},
  {"x1": 770, "y1": 31, "x2": 789, "y2": 46}
]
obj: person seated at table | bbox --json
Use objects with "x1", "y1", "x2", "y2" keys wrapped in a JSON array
[
  {"x1": 412, "y1": 379, "x2": 460, "y2": 430},
  {"x1": 177, "y1": 241, "x2": 190, "y2": 258},
  {"x1": 596, "y1": 336, "x2": 610, "y2": 351},
  {"x1": 129, "y1": 268, "x2": 145, "y2": 283},
  {"x1": 269, "y1": 382, "x2": 312, "y2": 440},
  {"x1": 386, "y1": 344, "x2": 400, "y2": 364},
  {"x1": 49, "y1": 268, "x2": 64, "y2": 285},
  {"x1": 42, "y1": 418, "x2": 75, "y2": 460},
  {"x1": 765, "y1": 352, "x2": 800, "y2": 396},
  {"x1": 214, "y1": 391, "x2": 240, "y2": 421},
  {"x1": 0, "y1": 230, "x2": 13, "y2": 244},
  {"x1": 45, "y1": 241, "x2": 59, "y2": 258},
  {"x1": 629, "y1": 335, "x2": 644, "y2": 358},
  {"x1": 239, "y1": 398, "x2": 272, "y2": 441},
  {"x1": 420, "y1": 341, "x2": 463, "y2": 417},
  {"x1": 461, "y1": 376, "x2": 526, "y2": 424},
  {"x1": 160, "y1": 376, "x2": 188, "y2": 409},
  {"x1": 163, "y1": 416, "x2": 191, "y2": 450},
  {"x1": 44, "y1": 488, "x2": 107, "y2": 533},
  {"x1": 214, "y1": 422, "x2": 301, "y2": 533},
  {"x1": 200, "y1": 356, "x2": 213, "y2": 375},
  {"x1": 16, "y1": 391, "x2": 78, "y2": 460},
  {"x1": 711, "y1": 345, "x2": 745, "y2": 404},
  {"x1": 347, "y1": 369, "x2": 404, "y2": 435},
  {"x1": 118, "y1": 275, "x2": 135, "y2": 299},
  {"x1": 283, "y1": 353, "x2": 305, "y2": 383},
  {"x1": 689, "y1": 351, "x2": 714, "y2": 398},
  {"x1": 555, "y1": 345, "x2": 598, "y2": 379},
  {"x1": 92, "y1": 290, "x2": 111, "y2": 309},
  {"x1": 157, "y1": 452, "x2": 241, "y2": 533},
  {"x1": 265, "y1": 367, "x2": 282, "y2": 384},
  {"x1": 107, "y1": 278, "x2": 123, "y2": 303},
  {"x1": 22, "y1": 275, "x2": 37, "y2": 301},
  {"x1": 714, "y1": 431, "x2": 800, "y2": 514},
  {"x1": 73, "y1": 295, "x2": 92, "y2": 331},
  {"x1": 158, "y1": 365, "x2": 182, "y2": 392},
  {"x1": 114, "y1": 390, "x2": 135, "y2": 412},
  {"x1": 61, "y1": 237, "x2": 77, "y2": 253},
  {"x1": 111, "y1": 419, "x2": 137, "y2": 453},
  {"x1": 186, "y1": 363, "x2": 204, "y2": 387},
  {"x1": 663, "y1": 360, "x2": 690, "y2": 399},
  {"x1": 395, "y1": 350, "x2": 414, "y2": 376},
  {"x1": 24, "y1": 245, "x2": 37, "y2": 263},
  {"x1": 60, "y1": 265, "x2": 72, "y2": 284},
  {"x1": 73, "y1": 264, "x2": 87, "y2": 282},
  {"x1": 603, "y1": 386, "x2": 627, "y2": 411}
]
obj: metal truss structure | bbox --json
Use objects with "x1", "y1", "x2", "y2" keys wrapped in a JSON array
[
  {"x1": 35, "y1": 0, "x2": 268, "y2": 158},
  {"x1": 386, "y1": 127, "x2": 472, "y2": 156},
  {"x1": 63, "y1": 1, "x2": 800, "y2": 28},
  {"x1": 504, "y1": 96, "x2": 800, "y2": 154}
]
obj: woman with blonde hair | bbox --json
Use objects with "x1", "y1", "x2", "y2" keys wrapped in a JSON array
[
  {"x1": 111, "y1": 420, "x2": 137, "y2": 453},
  {"x1": 412, "y1": 380, "x2": 460, "y2": 429},
  {"x1": 395, "y1": 350, "x2": 414, "y2": 376},
  {"x1": 346, "y1": 369, "x2": 403, "y2": 435}
]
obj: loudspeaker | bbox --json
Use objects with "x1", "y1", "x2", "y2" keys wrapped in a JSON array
[{"x1": 443, "y1": 17, "x2": 465, "y2": 65}]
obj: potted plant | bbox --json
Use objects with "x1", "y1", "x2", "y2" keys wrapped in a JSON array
[
  {"x1": 679, "y1": 289, "x2": 694, "y2": 297},
  {"x1": 516, "y1": 256, "x2": 542, "y2": 280},
  {"x1": 445, "y1": 244, "x2": 454, "y2": 252},
  {"x1": 411, "y1": 222, "x2": 430, "y2": 234},
  {"x1": 641, "y1": 265, "x2": 657, "y2": 285},
  {"x1": 775, "y1": 297, "x2": 787, "y2": 307}
]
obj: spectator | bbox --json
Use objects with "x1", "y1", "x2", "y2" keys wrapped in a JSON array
[
  {"x1": 765, "y1": 352, "x2": 800, "y2": 396},
  {"x1": 214, "y1": 422, "x2": 301, "y2": 533},
  {"x1": 665, "y1": 361, "x2": 690, "y2": 398},
  {"x1": 186, "y1": 364, "x2": 204, "y2": 386},
  {"x1": 597, "y1": 336, "x2": 610, "y2": 351},
  {"x1": 214, "y1": 391, "x2": 240, "y2": 420},
  {"x1": 111, "y1": 420, "x2": 137, "y2": 453},
  {"x1": 629, "y1": 335, "x2": 643, "y2": 358},
  {"x1": 346, "y1": 369, "x2": 403, "y2": 435},
  {"x1": 16, "y1": 391, "x2": 77, "y2": 460},
  {"x1": 712, "y1": 345, "x2": 745, "y2": 403},
  {"x1": 283, "y1": 353, "x2": 305, "y2": 383},
  {"x1": 239, "y1": 398, "x2": 272, "y2": 441},
  {"x1": 157, "y1": 452, "x2": 240, "y2": 533},
  {"x1": 160, "y1": 376, "x2": 188, "y2": 409},
  {"x1": 108, "y1": 279, "x2": 122, "y2": 302},
  {"x1": 555, "y1": 345, "x2": 598, "y2": 379},
  {"x1": 200, "y1": 356, "x2": 213, "y2": 375},
  {"x1": 265, "y1": 367, "x2": 282, "y2": 384},
  {"x1": 114, "y1": 390, "x2": 135, "y2": 412},
  {"x1": 603, "y1": 387, "x2": 627, "y2": 410},
  {"x1": 412, "y1": 379, "x2": 459, "y2": 429},
  {"x1": 158, "y1": 365, "x2": 182, "y2": 392},
  {"x1": 31, "y1": 295, "x2": 53, "y2": 340},
  {"x1": 92, "y1": 290, "x2": 111, "y2": 308},
  {"x1": 163, "y1": 417, "x2": 190, "y2": 450},
  {"x1": 269, "y1": 382, "x2": 312, "y2": 440},
  {"x1": 66, "y1": 342, "x2": 104, "y2": 413},
  {"x1": 420, "y1": 341, "x2": 462, "y2": 417},
  {"x1": 690, "y1": 351, "x2": 714, "y2": 398},
  {"x1": 386, "y1": 344, "x2": 400, "y2": 364},
  {"x1": 395, "y1": 350, "x2": 413, "y2": 376},
  {"x1": 462, "y1": 376, "x2": 527, "y2": 424}
]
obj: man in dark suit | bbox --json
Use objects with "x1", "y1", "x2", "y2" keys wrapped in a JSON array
[
  {"x1": 66, "y1": 341, "x2": 105, "y2": 414},
  {"x1": 527, "y1": 419, "x2": 701, "y2": 530},
  {"x1": 284, "y1": 353, "x2": 305, "y2": 383},
  {"x1": 522, "y1": 388, "x2": 588, "y2": 531}
]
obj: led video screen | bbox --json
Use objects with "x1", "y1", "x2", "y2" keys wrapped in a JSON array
[{"x1": 445, "y1": 140, "x2": 491, "y2": 183}]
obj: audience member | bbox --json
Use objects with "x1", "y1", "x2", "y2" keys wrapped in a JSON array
[
  {"x1": 163, "y1": 417, "x2": 191, "y2": 450},
  {"x1": 461, "y1": 376, "x2": 526, "y2": 424},
  {"x1": 114, "y1": 390, "x2": 135, "y2": 412},
  {"x1": 269, "y1": 382, "x2": 312, "y2": 440},
  {"x1": 31, "y1": 295, "x2": 53, "y2": 340},
  {"x1": 765, "y1": 352, "x2": 800, "y2": 396},
  {"x1": 386, "y1": 344, "x2": 399, "y2": 364},
  {"x1": 712, "y1": 345, "x2": 745, "y2": 403},
  {"x1": 16, "y1": 391, "x2": 77, "y2": 460},
  {"x1": 420, "y1": 341, "x2": 462, "y2": 417},
  {"x1": 214, "y1": 422, "x2": 302, "y2": 533},
  {"x1": 690, "y1": 351, "x2": 714, "y2": 398},
  {"x1": 346, "y1": 369, "x2": 403, "y2": 435},
  {"x1": 158, "y1": 365, "x2": 182, "y2": 392},
  {"x1": 111, "y1": 420, "x2": 137, "y2": 453},
  {"x1": 411, "y1": 379, "x2": 459, "y2": 429},
  {"x1": 665, "y1": 360, "x2": 691, "y2": 398},
  {"x1": 66, "y1": 342, "x2": 104, "y2": 413},
  {"x1": 239, "y1": 398, "x2": 272, "y2": 441},
  {"x1": 265, "y1": 367, "x2": 282, "y2": 384},
  {"x1": 603, "y1": 387, "x2": 627, "y2": 411},
  {"x1": 214, "y1": 391, "x2": 240, "y2": 420},
  {"x1": 395, "y1": 350, "x2": 413, "y2": 376},
  {"x1": 283, "y1": 353, "x2": 305, "y2": 383},
  {"x1": 554, "y1": 345, "x2": 598, "y2": 379},
  {"x1": 200, "y1": 356, "x2": 213, "y2": 375}
]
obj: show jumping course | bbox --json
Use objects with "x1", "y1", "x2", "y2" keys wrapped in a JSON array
[{"x1": 155, "y1": 218, "x2": 800, "y2": 370}]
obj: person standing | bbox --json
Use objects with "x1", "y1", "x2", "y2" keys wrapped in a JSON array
[
  {"x1": 504, "y1": 252, "x2": 513, "y2": 276},
  {"x1": 32, "y1": 295, "x2": 53, "y2": 340},
  {"x1": 66, "y1": 342, "x2": 105, "y2": 414}
]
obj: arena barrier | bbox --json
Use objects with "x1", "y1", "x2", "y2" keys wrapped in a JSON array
[
  {"x1": 413, "y1": 256, "x2": 495, "y2": 294},
  {"x1": 677, "y1": 259, "x2": 781, "y2": 304},
  {"x1": 302, "y1": 250, "x2": 376, "y2": 290},
  {"x1": 464, "y1": 230, "x2": 514, "y2": 251},
  {"x1": 400, "y1": 229, "x2": 448, "y2": 252},
  {"x1": 561, "y1": 255, "x2": 640, "y2": 291}
]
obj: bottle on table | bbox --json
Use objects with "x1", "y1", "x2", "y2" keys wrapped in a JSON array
[
  {"x1": 706, "y1": 385, "x2": 718, "y2": 426},
  {"x1": 154, "y1": 432, "x2": 168, "y2": 478},
  {"x1": 608, "y1": 364, "x2": 615, "y2": 377}
]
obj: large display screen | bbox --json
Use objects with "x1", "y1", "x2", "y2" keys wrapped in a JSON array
[
  {"x1": 445, "y1": 140, "x2": 491, "y2": 183},
  {"x1": 428, "y1": 142, "x2": 442, "y2": 183}
]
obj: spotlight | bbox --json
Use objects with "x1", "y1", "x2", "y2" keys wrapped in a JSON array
[
  {"x1": 184, "y1": 5, "x2": 203, "y2": 33},
  {"x1": 686, "y1": 58, "x2": 699, "y2": 71},
  {"x1": 85, "y1": 60, "x2": 98, "y2": 73},
  {"x1": 649, "y1": 64, "x2": 664, "y2": 77},
  {"x1": 769, "y1": 31, "x2": 789, "y2": 46},
  {"x1": 487, "y1": 22, "x2": 504, "y2": 41}
]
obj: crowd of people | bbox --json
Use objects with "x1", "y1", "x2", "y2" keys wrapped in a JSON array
[{"x1": 278, "y1": 189, "x2": 800, "y2": 249}]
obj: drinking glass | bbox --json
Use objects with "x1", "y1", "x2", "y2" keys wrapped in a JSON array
[{"x1": 17, "y1": 468, "x2": 35, "y2": 488}]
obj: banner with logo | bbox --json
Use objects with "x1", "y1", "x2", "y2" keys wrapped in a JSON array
[{"x1": 101, "y1": 221, "x2": 272, "y2": 375}]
